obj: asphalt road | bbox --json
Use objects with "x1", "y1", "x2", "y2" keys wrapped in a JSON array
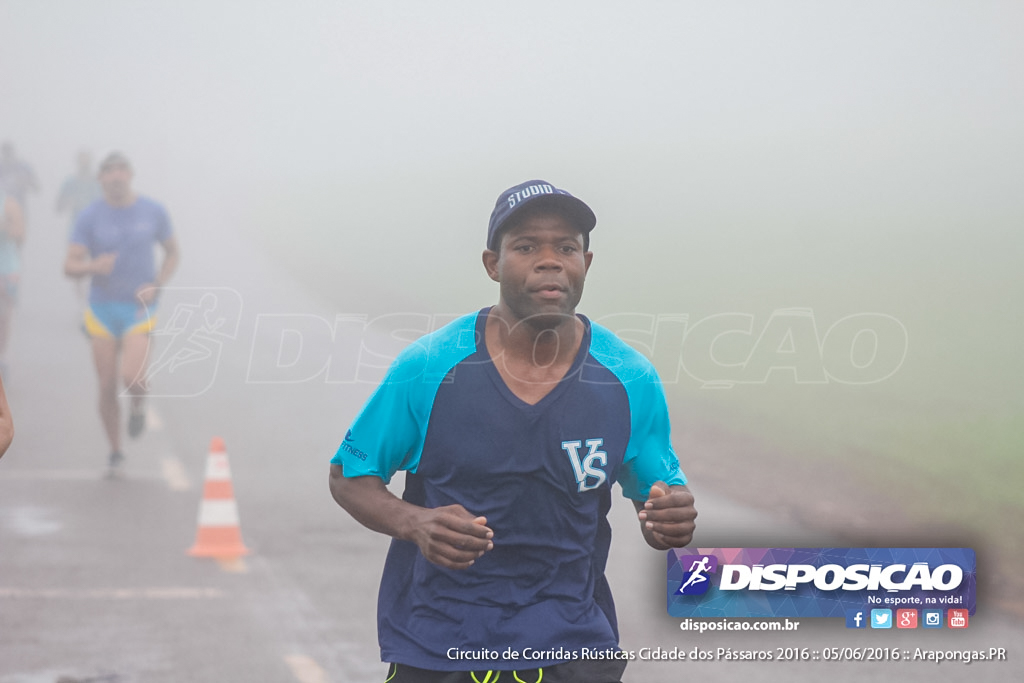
[{"x1": 1, "y1": 212, "x2": 1020, "y2": 682}]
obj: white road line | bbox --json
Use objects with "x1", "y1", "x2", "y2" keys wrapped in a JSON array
[
  {"x1": 216, "y1": 557, "x2": 249, "y2": 574},
  {"x1": 0, "y1": 470, "x2": 163, "y2": 482},
  {"x1": 0, "y1": 587, "x2": 225, "y2": 599},
  {"x1": 0, "y1": 458, "x2": 189, "y2": 493},
  {"x1": 284, "y1": 655, "x2": 331, "y2": 683},
  {"x1": 160, "y1": 456, "x2": 192, "y2": 491},
  {"x1": 1, "y1": 506, "x2": 62, "y2": 536}
]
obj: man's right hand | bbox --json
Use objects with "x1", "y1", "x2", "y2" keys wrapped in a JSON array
[
  {"x1": 328, "y1": 464, "x2": 494, "y2": 571},
  {"x1": 91, "y1": 252, "x2": 117, "y2": 276},
  {"x1": 408, "y1": 505, "x2": 494, "y2": 570}
]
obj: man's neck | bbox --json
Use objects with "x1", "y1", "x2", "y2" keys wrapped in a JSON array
[
  {"x1": 104, "y1": 192, "x2": 136, "y2": 208},
  {"x1": 487, "y1": 303, "x2": 583, "y2": 367},
  {"x1": 484, "y1": 304, "x2": 585, "y2": 405}
]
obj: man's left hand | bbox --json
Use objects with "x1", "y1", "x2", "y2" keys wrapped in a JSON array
[{"x1": 637, "y1": 482, "x2": 696, "y2": 550}]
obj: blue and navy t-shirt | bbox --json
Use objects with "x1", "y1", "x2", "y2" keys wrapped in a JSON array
[
  {"x1": 70, "y1": 196, "x2": 173, "y2": 304},
  {"x1": 332, "y1": 307, "x2": 686, "y2": 671}
]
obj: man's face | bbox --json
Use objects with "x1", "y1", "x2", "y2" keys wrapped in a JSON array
[
  {"x1": 484, "y1": 210, "x2": 593, "y2": 329},
  {"x1": 99, "y1": 162, "x2": 133, "y2": 204}
]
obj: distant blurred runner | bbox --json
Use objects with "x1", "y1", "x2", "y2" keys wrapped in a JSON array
[
  {"x1": 64, "y1": 152, "x2": 180, "y2": 472},
  {"x1": 0, "y1": 142, "x2": 40, "y2": 221},
  {"x1": 0, "y1": 190, "x2": 25, "y2": 375},
  {"x1": 56, "y1": 150, "x2": 102, "y2": 301},
  {"x1": 0, "y1": 372, "x2": 12, "y2": 459},
  {"x1": 56, "y1": 150, "x2": 102, "y2": 234}
]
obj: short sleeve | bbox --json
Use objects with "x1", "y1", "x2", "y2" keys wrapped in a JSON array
[
  {"x1": 616, "y1": 371, "x2": 687, "y2": 501},
  {"x1": 331, "y1": 353, "x2": 427, "y2": 483},
  {"x1": 155, "y1": 203, "x2": 173, "y2": 242},
  {"x1": 330, "y1": 311, "x2": 481, "y2": 483},
  {"x1": 588, "y1": 322, "x2": 687, "y2": 501}
]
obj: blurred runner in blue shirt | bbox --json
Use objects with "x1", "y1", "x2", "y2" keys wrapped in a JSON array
[
  {"x1": 64, "y1": 152, "x2": 180, "y2": 472},
  {"x1": 0, "y1": 142, "x2": 39, "y2": 218}
]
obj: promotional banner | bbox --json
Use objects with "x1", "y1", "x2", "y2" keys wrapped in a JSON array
[{"x1": 668, "y1": 548, "x2": 976, "y2": 620}]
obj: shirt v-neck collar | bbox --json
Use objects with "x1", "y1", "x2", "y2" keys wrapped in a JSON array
[{"x1": 474, "y1": 306, "x2": 592, "y2": 411}]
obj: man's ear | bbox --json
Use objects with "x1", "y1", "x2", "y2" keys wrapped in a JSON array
[
  {"x1": 482, "y1": 249, "x2": 500, "y2": 283},
  {"x1": 584, "y1": 250, "x2": 593, "y2": 274}
]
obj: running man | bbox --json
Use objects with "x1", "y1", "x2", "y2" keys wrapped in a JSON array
[
  {"x1": 0, "y1": 372, "x2": 12, "y2": 459},
  {"x1": 0, "y1": 142, "x2": 40, "y2": 217},
  {"x1": 679, "y1": 556, "x2": 712, "y2": 592},
  {"x1": 56, "y1": 150, "x2": 102, "y2": 234},
  {"x1": 0, "y1": 190, "x2": 25, "y2": 374},
  {"x1": 64, "y1": 152, "x2": 180, "y2": 470},
  {"x1": 330, "y1": 180, "x2": 697, "y2": 683}
]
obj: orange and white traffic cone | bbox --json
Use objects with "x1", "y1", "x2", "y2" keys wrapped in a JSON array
[{"x1": 188, "y1": 436, "x2": 249, "y2": 559}]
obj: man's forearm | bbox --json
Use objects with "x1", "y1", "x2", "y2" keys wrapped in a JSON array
[
  {"x1": 329, "y1": 463, "x2": 423, "y2": 542},
  {"x1": 330, "y1": 463, "x2": 494, "y2": 569},
  {"x1": 64, "y1": 256, "x2": 95, "y2": 278},
  {"x1": 155, "y1": 243, "x2": 180, "y2": 286}
]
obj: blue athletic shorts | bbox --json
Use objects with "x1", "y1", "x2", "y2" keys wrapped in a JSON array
[{"x1": 83, "y1": 302, "x2": 156, "y2": 339}]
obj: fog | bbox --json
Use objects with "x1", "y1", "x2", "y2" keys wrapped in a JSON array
[
  {"x1": 2, "y1": 1, "x2": 1024, "y2": 678},
  {"x1": 5, "y1": 0, "x2": 1024, "y2": 503},
  {"x1": 4, "y1": 2, "x2": 1023, "y2": 480},
  {"x1": 6, "y1": 2, "x2": 1021, "y2": 286}
]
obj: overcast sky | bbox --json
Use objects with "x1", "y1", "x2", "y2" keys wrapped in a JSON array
[
  {"x1": 2, "y1": 1, "x2": 1021, "y2": 323},
  {"x1": 4, "y1": 2, "x2": 1020, "y2": 193}
]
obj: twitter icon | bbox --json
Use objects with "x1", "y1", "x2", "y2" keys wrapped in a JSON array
[{"x1": 870, "y1": 609, "x2": 892, "y2": 629}]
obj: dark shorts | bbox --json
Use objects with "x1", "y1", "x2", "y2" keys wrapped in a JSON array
[{"x1": 384, "y1": 659, "x2": 627, "y2": 683}]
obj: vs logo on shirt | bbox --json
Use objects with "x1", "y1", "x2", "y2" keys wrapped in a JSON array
[{"x1": 561, "y1": 439, "x2": 608, "y2": 492}]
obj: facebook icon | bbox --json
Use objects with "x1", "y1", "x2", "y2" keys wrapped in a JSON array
[{"x1": 845, "y1": 609, "x2": 867, "y2": 629}]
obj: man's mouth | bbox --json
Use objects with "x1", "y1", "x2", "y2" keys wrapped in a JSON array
[
  {"x1": 532, "y1": 286, "x2": 565, "y2": 301},
  {"x1": 533, "y1": 284, "x2": 566, "y2": 297}
]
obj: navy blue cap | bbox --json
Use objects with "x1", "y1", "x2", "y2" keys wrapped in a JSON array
[{"x1": 487, "y1": 180, "x2": 596, "y2": 251}]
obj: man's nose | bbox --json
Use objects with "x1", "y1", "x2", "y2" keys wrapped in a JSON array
[{"x1": 534, "y1": 246, "x2": 563, "y2": 269}]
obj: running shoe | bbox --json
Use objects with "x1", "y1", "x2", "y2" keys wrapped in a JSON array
[
  {"x1": 127, "y1": 403, "x2": 146, "y2": 439},
  {"x1": 108, "y1": 450, "x2": 124, "y2": 469}
]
